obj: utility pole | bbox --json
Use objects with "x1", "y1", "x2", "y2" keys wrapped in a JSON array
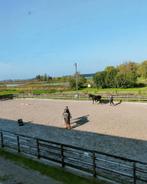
[{"x1": 74, "y1": 62, "x2": 78, "y2": 98}]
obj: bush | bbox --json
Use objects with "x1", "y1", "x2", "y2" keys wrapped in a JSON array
[{"x1": 69, "y1": 74, "x2": 87, "y2": 89}]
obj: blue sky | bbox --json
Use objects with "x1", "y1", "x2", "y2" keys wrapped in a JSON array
[{"x1": 0, "y1": 0, "x2": 147, "y2": 80}]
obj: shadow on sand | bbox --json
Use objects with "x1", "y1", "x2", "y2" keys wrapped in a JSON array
[
  {"x1": 114, "y1": 100, "x2": 122, "y2": 106},
  {"x1": 71, "y1": 115, "x2": 89, "y2": 129},
  {"x1": 99, "y1": 99, "x2": 122, "y2": 106}
]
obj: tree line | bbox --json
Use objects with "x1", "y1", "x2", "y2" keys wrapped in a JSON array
[
  {"x1": 93, "y1": 60, "x2": 147, "y2": 88},
  {"x1": 35, "y1": 73, "x2": 87, "y2": 89},
  {"x1": 35, "y1": 60, "x2": 147, "y2": 89}
]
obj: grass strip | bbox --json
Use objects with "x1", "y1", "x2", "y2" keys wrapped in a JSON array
[{"x1": 0, "y1": 149, "x2": 106, "y2": 184}]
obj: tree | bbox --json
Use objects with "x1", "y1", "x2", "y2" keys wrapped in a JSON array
[
  {"x1": 44, "y1": 74, "x2": 48, "y2": 81},
  {"x1": 35, "y1": 74, "x2": 52, "y2": 81},
  {"x1": 137, "y1": 60, "x2": 147, "y2": 78},
  {"x1": 93, "y1": 71, "x2": 107, "y2": 88},
  {"x1": 36, "y1": 75, "x2": 41, "y2": 80},
  {"x1": 115, "y1": 73, "x2": 134, "y2": 88},
  {"x1": 116, "y1": 62, "x2": 138, "y2": 87},
  {"x1": 104, "y1": 66, "x2": 117, "y2": 88},
  {"x1": 93, "y1": 62, "x2": 138, "y2": 88},
  {"x1": 69, "y1": 74, "x2": 87, "y2": 89}
]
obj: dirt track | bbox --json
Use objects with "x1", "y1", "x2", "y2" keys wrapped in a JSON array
[{"x1": 0, "y1": 98, "x2": 147, "y2": 140}]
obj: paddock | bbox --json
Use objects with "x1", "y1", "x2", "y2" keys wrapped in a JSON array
[{"x1": 0, "y1": 98, "x2": 147, "y2": 141}]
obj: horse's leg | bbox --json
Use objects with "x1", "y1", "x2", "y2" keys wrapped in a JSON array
[{"x1": 98, "y1": 97, "x2": 101, "y2": 103}]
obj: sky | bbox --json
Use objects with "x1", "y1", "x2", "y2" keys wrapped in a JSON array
[{"x1": 0, "y1": 0, "x2": 147, "y2": 80}]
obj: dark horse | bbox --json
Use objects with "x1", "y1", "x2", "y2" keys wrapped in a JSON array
[{"x1": 88, "y1": 94, "x2": 101, "y2": 104}]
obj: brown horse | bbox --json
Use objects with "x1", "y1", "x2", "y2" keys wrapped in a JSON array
[{"x1": 88, "y1": 94, "x2": 101, "y2": 104}]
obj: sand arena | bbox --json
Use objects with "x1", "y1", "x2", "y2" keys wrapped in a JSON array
[{"x1": 0, "y1": 98, "x2": 147, "y2": 141}]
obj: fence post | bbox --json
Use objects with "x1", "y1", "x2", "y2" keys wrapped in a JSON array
[
  {"x1": 17, "y1": 135, "x2": 20, "y2": 152},
  {"x1": 36, "y1": 139, "x2": 40, "y2": 159},
  {"x1": 0, "y1": 132, "x2": 4, "y2": 148},
  {"x1": 133, "y1": 162, "x2": 136, "y2": 184},
  {"x1": 93, "y1": 152, "x2": 96, "y2": 177},
  {"x1": 61, "y1": 144, "x2": 65, "y2": 167}
]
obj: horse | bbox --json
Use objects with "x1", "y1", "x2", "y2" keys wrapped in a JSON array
[{"x1": 88, "y1": 94, "x2": 102, "y2": 104}]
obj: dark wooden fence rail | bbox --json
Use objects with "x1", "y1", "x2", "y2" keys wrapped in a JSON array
[
  {"x1": 0, "y1": 129, "x2": 147, "y2": 184},
  {"x1": 0, "y1": 94, "x2": 14, "y2": 100}
]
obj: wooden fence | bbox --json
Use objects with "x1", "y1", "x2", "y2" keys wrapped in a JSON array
[
  {"x1": 0, "y1": 94, "x2": 14, "y2": 100},
  {"x1": 0, "y1": 129, "x2": 147, "y2": 184},
  {"x1": 15, "y1": 93, "x2": 147, "y2": 102}
]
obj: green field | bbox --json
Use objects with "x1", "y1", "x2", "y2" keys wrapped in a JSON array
[{"x1": 1, "y1": 80, "x2": 147, "y2": 97}]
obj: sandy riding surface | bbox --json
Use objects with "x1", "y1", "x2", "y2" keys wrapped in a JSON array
[{"x1": 0, "y1": 99, "x2": 147, "y2": 140}]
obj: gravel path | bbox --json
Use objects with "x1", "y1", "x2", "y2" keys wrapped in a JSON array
[
  {"x1": 0, "y1": 98, "x2": 147, "y2": 140},
  {"x1": 0, "y1": 156, "x2": 62, "y2": 184}
]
